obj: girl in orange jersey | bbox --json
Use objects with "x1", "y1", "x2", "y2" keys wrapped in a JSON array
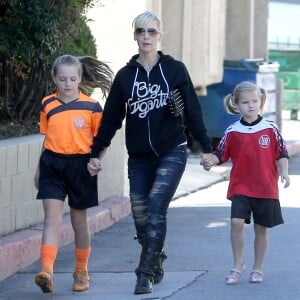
[{"x1": 34, "y1": 55, "x2": 112, "y2": 293}]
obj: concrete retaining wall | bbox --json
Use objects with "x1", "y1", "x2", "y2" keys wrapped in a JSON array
[{"x1": 0, "y1": 129, "x2": 125, "y2": 237}]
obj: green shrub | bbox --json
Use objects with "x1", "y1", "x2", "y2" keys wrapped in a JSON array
[{"x1": 0, "y1": 0, "x2": 99, "y2": 124}]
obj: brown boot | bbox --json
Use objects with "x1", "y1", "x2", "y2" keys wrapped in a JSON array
[
  {"x1": 72, "y1": 269, "x2": 89, "y2": 292},
  {"x1": 35, "y1": 270, "x2": 54, "y2": 293}
]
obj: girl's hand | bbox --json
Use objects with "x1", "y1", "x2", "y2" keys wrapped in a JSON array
[
  {"x1": 281, "y1": 173, "x2": 290, "y2": 188},
  {"x1": 278, "y1": 158, "x2": 289, "y2": 188},
  {"x1": 87, "y1": 158, "x2": 102, "y2": 176}
]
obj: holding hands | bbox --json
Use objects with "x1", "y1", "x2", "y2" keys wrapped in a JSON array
[
  {"x1": 87, "y1": 158, "x2": 102, "y2": 176},
  {"x1": 200, "y1": 153, "x2": 219, "y2": 171}
]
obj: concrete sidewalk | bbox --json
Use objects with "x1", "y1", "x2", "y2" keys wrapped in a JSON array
[
  {"x1": 0, "y1": 119, "x2": 299, "y2": 286},
  {"x1": 0, "y1": 150, "x2": 299, "y2": 299}
]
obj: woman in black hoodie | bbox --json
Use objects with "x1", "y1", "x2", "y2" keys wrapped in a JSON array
[{"x1": 88, "y1": 11, "x2": 212, "y2": 295}]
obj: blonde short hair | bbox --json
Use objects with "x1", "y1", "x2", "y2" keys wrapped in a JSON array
[{"x1": 132, "y1": 11, "x2": 162, "y2": 32}]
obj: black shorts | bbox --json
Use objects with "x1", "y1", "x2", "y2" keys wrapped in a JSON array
[
  {"x1": 230, "y1": 194, "x2": 284, "y2": 228},
  {"x1": 37, "y1": 150, "x2": 98, "y2": 209}
]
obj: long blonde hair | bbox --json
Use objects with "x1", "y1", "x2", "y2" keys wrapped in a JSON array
[
  {"x1": 52, "y1": 55, "x2": 113, "y2": 97},
  {"x1": 224, "y1": 81, "x2": 267, "y2": 114}
]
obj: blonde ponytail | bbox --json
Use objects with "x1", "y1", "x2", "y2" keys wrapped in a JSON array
[
  {"x1": 52, "y1": 55, "x2": 113, "y2": 98},
  {"x1": 224, "y1": 93, "x2": 240, "y2": 114},
  {"x1": 78, "y1": 56, "x2": 113, "y2": 98}
]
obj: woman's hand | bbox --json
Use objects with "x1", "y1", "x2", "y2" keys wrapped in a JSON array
[{"x1": 200, "y1": 153, "x2": 219, "y2": 171}]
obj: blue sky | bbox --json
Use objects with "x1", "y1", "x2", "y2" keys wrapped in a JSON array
[{"x1": 268, "y1": 2, "x2": 300, "y2": 43}]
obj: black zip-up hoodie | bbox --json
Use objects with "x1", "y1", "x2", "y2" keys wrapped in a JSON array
[{"x1": 91, "y1": 52, "x2": 212, "y2": 158}]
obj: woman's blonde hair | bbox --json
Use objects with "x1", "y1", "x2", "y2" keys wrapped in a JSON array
[
  {"x1": 52, "y1": 55, "x2": 113, "y2": 97},
  {"x1": 224, "y1": 81, "x2": 267, "y2": 114},
  {"x1": 132, "y1": 11, "x2": 162, "y2": 32}
]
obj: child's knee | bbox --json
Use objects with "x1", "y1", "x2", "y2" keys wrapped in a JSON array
[{"x1": 231, "y1": 218, "x2": 245, "y2": 229}]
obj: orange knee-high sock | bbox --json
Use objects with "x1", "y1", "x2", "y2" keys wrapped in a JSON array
[
  {"x1": 40, "y1": 244, "x2": 58, "y2": 274},
  {"x1": 74, "y1": 247, "x2": 91, "y2": 272}
]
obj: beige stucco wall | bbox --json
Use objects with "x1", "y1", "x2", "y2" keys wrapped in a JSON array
[
  {"x1": 225, "y1": 0, "x2": 268, "y2": 60},
  {"x1": 86, "y1": 0, "x2": 151, "y2": 74},
  {"x1": 159, "y1": 0, "x2": 226, "y2": 90},
  {"x1": 0, "y1": 130, "x2": 124, "y2": 237},
  {"x1": 87, "y1": 0, "x2": 225, "y2": 91}
]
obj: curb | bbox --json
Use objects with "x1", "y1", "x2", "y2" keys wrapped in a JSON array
[{"x1": 0, "y1": 196, "x2": 131, "y2": 282}]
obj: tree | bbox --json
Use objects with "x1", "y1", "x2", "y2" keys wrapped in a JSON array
[{"x1": 0, "y1": 0, "x2": 98, "y2": 124}]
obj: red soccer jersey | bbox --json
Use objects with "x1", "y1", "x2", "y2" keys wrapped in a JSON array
[
  {"x1": 215, "y1": 117, "x2": 289, "y2": 200},
  {"x1": 40, "y1": 92, "x2": 102, "y2": 154}
]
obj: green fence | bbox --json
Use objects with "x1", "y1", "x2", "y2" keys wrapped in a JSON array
[
  {"x1": 269, "y1": 49, "x2": 300, "y2": 71},
  {"x1": 269, "y1": 49, "x2": 300, "y2": 119}
]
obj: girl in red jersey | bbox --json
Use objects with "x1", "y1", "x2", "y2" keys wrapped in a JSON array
[
  {"x1": 202, "y1": 81, "x2": 290, "y2": 285},
  {"x1": 34, "y1": 55, "x2": 112, "y2": 293}
]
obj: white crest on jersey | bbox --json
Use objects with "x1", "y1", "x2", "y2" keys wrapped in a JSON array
[
  {"x1": 259, "y1": 135, "x2": 270, "y2": 148},
  {"x1": 73, "y1": 117, "x2": 85, "y2": 129}
]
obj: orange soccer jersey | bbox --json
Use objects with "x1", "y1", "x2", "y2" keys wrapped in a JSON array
[{"x1": 40, "y1": 92, "x2": 102, "y2": 155}]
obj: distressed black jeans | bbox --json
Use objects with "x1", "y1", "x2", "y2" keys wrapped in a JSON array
[{"x1": 128, "y1": 145, "x2": 187, "y2": 245}]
